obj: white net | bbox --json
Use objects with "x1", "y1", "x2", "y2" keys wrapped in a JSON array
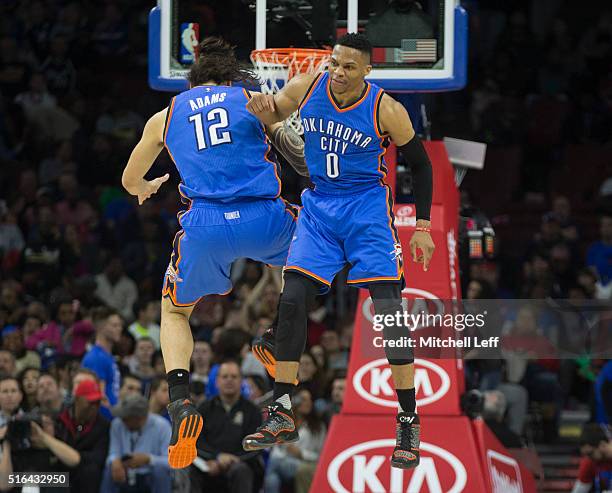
[{"x1": 250, "y1": 49, "x2": 331, "y2": 135}]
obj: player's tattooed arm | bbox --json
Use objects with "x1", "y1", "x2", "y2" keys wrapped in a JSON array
[
  {"x1": 122, "y1": 108, "x2": 169, "y2": 205},
  {"x1": 266, "y1": 122, "x2": 309, "y2": 177},
  {"x1": 246, "y1": 73, "x2": 316, "y2": 125}
]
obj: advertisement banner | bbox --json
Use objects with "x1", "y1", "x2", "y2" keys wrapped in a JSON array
[{"x1": 311, "y1": 415, "x2": 488, "y2": 493}]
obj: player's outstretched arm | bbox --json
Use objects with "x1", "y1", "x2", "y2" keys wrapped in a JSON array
[
  {"x1": 379, "y1": 95, "x2": 435, "y2": 271},
  {"x1": 246, "y1": 73, "x2": 316, "y2": 125},
  {"x1": 122, "y1": 108, "x2": 169, "y2": 205}
]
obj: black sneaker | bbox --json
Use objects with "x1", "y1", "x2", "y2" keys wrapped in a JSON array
[
  {"x1": 390, "y1": 411, "x2": 420, "y2": 469},
  {"x1": 167, "y1": 398, "x2": 203, "y2": 469},
  {"x1": 242, "y1": 404, "x2": 299, "y2": 451}
]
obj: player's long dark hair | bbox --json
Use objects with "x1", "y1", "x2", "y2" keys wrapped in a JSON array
[{"x1": 188, "y1": 37, "x2": 259, "y2": 87}]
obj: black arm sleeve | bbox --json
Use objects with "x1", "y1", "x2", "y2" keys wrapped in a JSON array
[{"x1": 397, "y1": 136, "x2": 433, "y2": 221}]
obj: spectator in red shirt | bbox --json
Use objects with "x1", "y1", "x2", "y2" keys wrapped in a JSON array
[{"x1": 572, "y1": 423, "x2": 612, "y2": 493}]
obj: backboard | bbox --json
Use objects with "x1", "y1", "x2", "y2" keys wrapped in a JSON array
[{"x1": 148, "y1": 0, "x2": 467, "y2": 93}]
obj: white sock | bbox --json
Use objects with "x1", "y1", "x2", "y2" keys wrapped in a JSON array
[{"x1": 276, "y1": 393, "x2": 292, "y2": 410}]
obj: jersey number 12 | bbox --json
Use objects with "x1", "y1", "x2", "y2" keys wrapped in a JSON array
[{"x1": 189, "y1": 108, "x2": 232, "y2": 150}]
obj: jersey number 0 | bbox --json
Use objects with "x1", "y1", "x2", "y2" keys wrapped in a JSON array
[
  {"x1": 326, "y1": 152, "x2": 340, "y2": 178},
  {"x1": 188, "y1": 108, "x2": 232, "y2": 150}
]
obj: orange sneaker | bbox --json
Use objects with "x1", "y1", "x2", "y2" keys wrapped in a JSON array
[{"x1": 167, "y1": 398, "x2": 203, "y2": 469}]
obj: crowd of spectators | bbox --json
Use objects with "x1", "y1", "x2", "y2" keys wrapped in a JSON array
[{"x1": 0, "y1": 0, "x2": 609, "y2": 492}]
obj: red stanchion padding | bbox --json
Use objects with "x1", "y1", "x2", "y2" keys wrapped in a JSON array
[
  {"x1": 471, "y1": 419, "x2": 538, "y2": 493},
  {"x1": 310, "y1": 414, "x2": 489, "y2": 493}
]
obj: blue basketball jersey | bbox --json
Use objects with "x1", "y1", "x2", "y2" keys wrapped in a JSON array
[
  {"x1": 299, "y1": 72, "x2": 387, "y2": 194},
  {"x1": 164, "y1": 85, "x2": 281, "y2": 202}
]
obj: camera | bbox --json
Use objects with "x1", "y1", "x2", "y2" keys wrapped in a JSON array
[
  {"x1": 460, "y1": 389, "x2": 484, "y2": 420},
  {"x1": 7, "y1": 411, "x2": 42, "y2": 451}
]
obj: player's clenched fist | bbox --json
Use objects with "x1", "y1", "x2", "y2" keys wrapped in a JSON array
[{"x1": 246, "y1": 93, "x2": 275, "y2": 115}]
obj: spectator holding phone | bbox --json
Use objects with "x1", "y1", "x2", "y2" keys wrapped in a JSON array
[{"x1": 101, "y1": 394, "x2": 171, "y2": 493}]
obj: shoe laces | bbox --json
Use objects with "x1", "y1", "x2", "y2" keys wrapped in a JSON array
[
  {"x1": 260, "y1": 405, "x2": 293, "y2": 434},
  {"x1": 396, "y1": 419, "x2": 418, "y2": 450}
]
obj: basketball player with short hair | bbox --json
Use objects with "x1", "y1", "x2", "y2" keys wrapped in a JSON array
[
  {"x1": 244, "y1": 33, "x2": 434, "y2": 469},
  {"x1": 122, "y1": 37, "x2": 306, "y2": 469}
]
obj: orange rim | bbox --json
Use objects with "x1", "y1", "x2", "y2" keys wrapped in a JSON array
[{"x1": 250, "y1": 48, "x2": 331, "y2": 78}]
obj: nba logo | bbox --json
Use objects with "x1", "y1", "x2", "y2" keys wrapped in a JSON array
[{"x1": 180, "y1": 23, "x2": 199, "y2": 64}]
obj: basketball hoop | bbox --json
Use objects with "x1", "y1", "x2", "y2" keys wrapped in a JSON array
[{"x1": 250, "y1": 48, "x2": 331, "y2": 134}]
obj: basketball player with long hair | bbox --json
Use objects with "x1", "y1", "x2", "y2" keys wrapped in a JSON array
[
  {"x1": 244, "y1": 33, "x2": 434, "y2": 469},
  {"x1": 122, "y1": 37, "x2": 307, "y2": 469}
]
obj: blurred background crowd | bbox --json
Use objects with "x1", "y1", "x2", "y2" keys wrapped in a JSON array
[{"x1": 0, "y1": 0, "x2": 610, "y2": 492}]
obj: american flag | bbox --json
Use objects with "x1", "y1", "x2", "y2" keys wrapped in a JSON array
[{"x1": 394, "y1": 39, "x2": 437, "y2": 63}]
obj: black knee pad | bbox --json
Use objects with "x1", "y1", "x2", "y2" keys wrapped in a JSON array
[
  {"x1": 370, "y1": 282, "x2": 414, "y2": 365},
  {"x1": 382, "y1": 319, "x2": 415, "y2": 365},
  {"x1": 275, "y1": 272, "x2": 319, "y2": 362},
  {"x1": 370, "y1": 283, "x2": 402, "y2": 315}
]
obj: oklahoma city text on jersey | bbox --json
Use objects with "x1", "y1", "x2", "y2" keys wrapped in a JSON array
[{"x1": 302, "y1": 117, "x2": 375, "y2": 153}]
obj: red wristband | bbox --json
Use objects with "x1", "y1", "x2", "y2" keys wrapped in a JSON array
[{"x1": 415, "y1": 226, "x2": 431, "y2": 233}]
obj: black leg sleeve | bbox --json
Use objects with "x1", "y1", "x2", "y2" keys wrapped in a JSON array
[
  {"x1": 275, "y1": 272, "x2": 319, "y2": 362},
  {"x1": 369, "y1": 282, "x2": 414, "y2": 365}
]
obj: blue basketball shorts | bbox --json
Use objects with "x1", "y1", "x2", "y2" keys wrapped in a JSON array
[
  {"x1": 285, "y1": 184, "x2": 404, "y2": 291},
  {"x1": 163, "y1": 197, "x2": 298, "y2": 306}
]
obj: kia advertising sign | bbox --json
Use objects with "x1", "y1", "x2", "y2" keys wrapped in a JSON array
[
  {"x1": 311, "y1": 415, "x2": 488, "y2": 493},
  {"x1": 352, "y1": 358, "x2": 451, "y2": 409}
]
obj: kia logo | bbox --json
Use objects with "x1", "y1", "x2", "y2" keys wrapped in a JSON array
[
  {"x1": 396, "y1": 205, "x2": 414, "y2": 217},
  {"x1": 394, "y1": 205, "x2": 416, "y2": 227},
  {"x1": 353, "y1": 359, "x2": 451, "y2": 408},
  {"x1": 327, "y1": 439, "x2": 467, "y2": 493}
]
